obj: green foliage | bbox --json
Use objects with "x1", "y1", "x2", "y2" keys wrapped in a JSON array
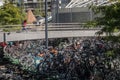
[
  {"x1": 0, "y1": 3, "x2": 25, "y2": 25},
  {"x1": 105, "y1": 50, "x2": 114, "y2": 57},
  {"x1": 85, "y1": 21, "x2": 97, "y2": 28},
  {"x1": 87, "y1": 2, "x2": 120, "y2": 40},
  {"x1": 33, "y1": 9, "x2": 40, "y2": 16},
  {"x1": 91, "y1": 2, "x2": 120, "y2": 34},
  {"x1": 33, "y1": 9, "x2": 45, "y2": 17},
  {"x1": 2, "y1": 26, "x2": 21, "y2": 32}
]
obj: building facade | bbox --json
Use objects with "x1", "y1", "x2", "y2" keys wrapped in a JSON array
[
  {"x1": 12, "y1": 0, "x2": 52, "y2": 16},
  {"x1": 51, "y1": 0, "x2": 118, "y2": 23},
  {"x1": 51, "y1": 0, "x2": 72, "y2": 23}
]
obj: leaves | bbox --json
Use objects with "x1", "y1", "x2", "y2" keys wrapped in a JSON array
[
  {"x1": 90, "y1": 2, "x2": 120, "y2": 35},
  {"x1": 87, "y1": 1, "x2": 120, "y2": 42},
  {"x1": 0, "y1": 3, "x2": 25, "y2": 25}
]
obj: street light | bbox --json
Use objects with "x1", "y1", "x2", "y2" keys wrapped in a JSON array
[{"x1": 45, "y1": 0, "x2": 48, "y2": 49}]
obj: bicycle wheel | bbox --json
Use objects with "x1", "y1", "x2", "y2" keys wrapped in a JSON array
[
  {"x1": 19, "y1": 55, "x2": 34, "y2": 67},
  {"x1": 38, "y1": 61, "x2": 49, "y2": 74}
]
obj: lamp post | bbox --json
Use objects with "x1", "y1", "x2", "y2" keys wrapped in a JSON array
[{"x1": 45, "y1": 0, "x2": 48, "y2": 49}]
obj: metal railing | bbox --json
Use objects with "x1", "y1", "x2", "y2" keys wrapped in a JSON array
[{"x1": 0, "y1": 23, "x2": 102, "y2": 32}]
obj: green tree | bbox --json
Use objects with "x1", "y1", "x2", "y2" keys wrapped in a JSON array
[
  {"x1": 89, "y1": 1, "x2": 120, "y2": 38},
  {"x1": 0, "y1": 3, "x2": 25, "y2": 25},
  {"x1": 33, "y1": 9, "x2": 45, "y2": 17},
  {"x1": 33, "y1": 0, "x2": 44, "y2": 17}
]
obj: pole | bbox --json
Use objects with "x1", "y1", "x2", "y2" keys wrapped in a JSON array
[
  {"x1": 3, "y1": 33, "x2": 6, "y2": 42},
  {"x1": 18, "y1": 0, "x2": 23, "y2": 27},
  {"x1": 45, "y1": 0, "x2": 48, "y2": 49},
  {"x1": 56, "y1": 0, "x2": 59, "y2": 23}
]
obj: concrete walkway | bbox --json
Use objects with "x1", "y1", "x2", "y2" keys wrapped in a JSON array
[{"x1": 0, "y1": 29, "x2": 102, "y2": 42}]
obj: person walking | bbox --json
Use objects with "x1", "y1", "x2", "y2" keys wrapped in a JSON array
[{"x1": 22, "y1": 20, "x2": 27, "y2": 32}]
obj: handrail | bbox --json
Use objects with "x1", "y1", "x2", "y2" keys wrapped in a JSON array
[
  {"x1": 0, "y1": 23, "x2": 102, "y2": 32},
  {"x1": 0, "y1": 23, "x2": 85, "y2": 26}
]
